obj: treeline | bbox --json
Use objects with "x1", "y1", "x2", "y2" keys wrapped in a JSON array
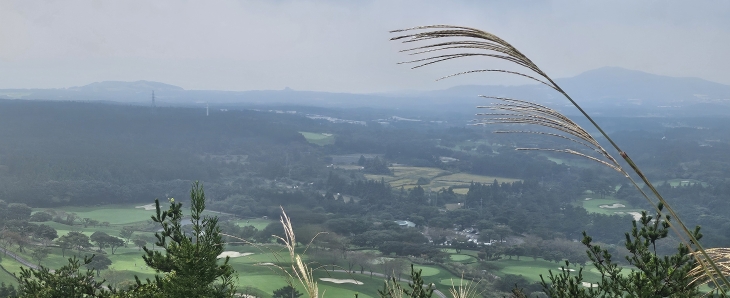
[
  {"x1": 0, "y1": 100, "x2": 328, "y2": 206},
  {"x1": 212, "y1": 171, "x2": 632, "y2": 251}
]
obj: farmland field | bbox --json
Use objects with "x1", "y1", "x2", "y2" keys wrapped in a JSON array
[
  {"x1": 364, "y1": 166, "x2": 521, "y2": 192},
  {"x1": 300, "y1": 132, "x2": 335, "y2": 146}
]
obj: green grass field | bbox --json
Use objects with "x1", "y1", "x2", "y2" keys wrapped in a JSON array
[
  {"x1": 365, "y1": 166, "x2": 520, "y2": 193},
  {"x1": 580, "y1": 197, "x2": 643, "y2": 218},
  {"x1": 489, "y1": 258, "x2": 603, "y2": 284},
  {"x1": 449, "y1": 254, "x2": 476, "y2": 263},
  {"x1": 19, "y1": 204, "x2": 479, "y2": 297},
  {"x1": 225, "y1": 245, "x2": 389, "y2": 297},
  {"x1": 0, "y1": 258, "x2": 20, "y2": 286},
  {"x1": 300, "y1": 132, "x2": 335, "y2": 146}
]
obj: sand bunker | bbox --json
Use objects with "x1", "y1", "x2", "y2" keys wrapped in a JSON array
[
  {"x1": 626, "y1": 212, "x2": 642, "y2": 221},
  {"x1": 582, "y1": 282, "x2": 598, "y2": 288},
  {"x1": 599, "y1": 203, "x2": 625, "y2": 209},
  {"x1": 217, "y1": 251, "x2": 254, "y2": 259},
  {"x1": 584, "y1": 198, "x2": 592, "y2": 201},
  {"x1": 135, "y1": 203, "x2": 156, "y2": 211},
  {"x1": 559, "y1": 268, "x2": 576, "y2": 272},
  {"x1": 319, "y1": 278, "x2": 363, "y2": 285},
  {"x1": 614, "y1": 211, "x2": 642, "y2": 221},
  {"x1": 256, "y1": 262, "x2": 275, "y2": 266}
]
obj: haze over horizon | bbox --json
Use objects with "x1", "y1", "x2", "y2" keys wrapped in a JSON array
[{"x1": 1, "y1": 1, "x2": 729, "y2": 93}]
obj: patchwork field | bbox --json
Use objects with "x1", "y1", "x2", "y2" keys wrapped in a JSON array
[
  {"x1": 300, "y1": 132, "x2": 335, "y2": 146},
  {"x1": 365, "y1": 166, "x2": 520, "y2": 192}
]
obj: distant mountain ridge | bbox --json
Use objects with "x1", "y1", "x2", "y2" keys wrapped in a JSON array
[
  {"x1": 70, "y1": 80, "x2": 184, "y2": 92},
  {"x1": 1, "y1": 67, "x2": 730, "y2": 116}
]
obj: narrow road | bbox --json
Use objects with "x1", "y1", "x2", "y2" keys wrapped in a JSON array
[
  {"x1": 0, "y1": 246, "x2": 38, "y2": 270},
  {"x1": 328, "y1": 269, "x2": 448, "y2": 298}
]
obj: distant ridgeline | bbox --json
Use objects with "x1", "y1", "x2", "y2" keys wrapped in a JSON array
[{"x1": 4, "y1": 67, "x2": 730, "y2": 115}]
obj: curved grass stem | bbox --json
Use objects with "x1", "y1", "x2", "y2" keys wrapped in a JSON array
[{"x1": 391, "y1": 24, "x2": 730, "y2": 293}]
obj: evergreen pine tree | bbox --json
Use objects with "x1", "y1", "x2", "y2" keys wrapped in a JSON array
[{"x1": 131, "y1": 182, "x2": 237, "y2": 297}]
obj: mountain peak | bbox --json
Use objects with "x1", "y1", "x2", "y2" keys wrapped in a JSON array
[{"x1": 71, "y1": 80, "x2": 184, "y2": 92}]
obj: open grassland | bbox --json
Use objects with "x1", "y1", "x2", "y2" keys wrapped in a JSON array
[
  {"x1": 300, "y1": 132, "x2": 335, "y2": 146},
  {"x1": 226, "y1": 245, "x2": 387, "y2": 298},
  {"x1": 19, "y1": 204, "x2": 400, "y2": 297},
  {"x1": 365, "y1": 166, "x2": 520, "y2": 192},
  {"x1": 0, "y1": 258, "x2": 20, "y2": 286},
  {"x1": 488, "y1": 258, "x2": 603, "y2": 284},
  {"x1": 580, "y1": 197, "x2": 644, "y2": 219},
  {"x1": 413, "y1": 264, "x2": 473, "y2": 291},
  {"x1": 449, "y1": 254, "x2": 477, "y2": 263},
  {"x1": 20, "y1": 204, "x2": 474, "y2": 297}
]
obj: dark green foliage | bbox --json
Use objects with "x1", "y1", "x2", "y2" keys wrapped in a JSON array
[
  {"x1": 255, "y1": 222, "x2": 286, "y2": 243},
  {"x1": 0, "y1": 283, "x2": 17, "y2": 298},
  {"x1": 541, "y1": 204, "x2": 702, "y2": 297},
  {"x1": 362, "y1": 156, "x2": 392, "y2": 175},
  {"x1": 30, "y1": 246, "x2": 51, "y2": 266},
  {"x1": 85, "y1": 255, "x2": 112, "y2": 277},
  {"x1": 494, "y1": 274, "x2": 541, "y2": 293},
  {"x1": 271, "y1": 285, "x2": 303, "y2": 298},
  {"x1": 119, "y1": 227, "x2": 135, "y2": 245},
  {"x1": 29, "y1": 212, "x2": 53, "y2": 222},
  {"x1": 17, "y1": 255, "x2": 111, "y2": 298},
  {"x1": 133, "y1": 182, "x2": 236, "y2": 298},
  {"x1": 6, "y1": 204, "x2": 31, "y2": 221},
  {"x1": 33, "y1": 224, "x2": 58, "y2": 244},
  {"x1": 90, "y1": 232, "x2": 125, "y2": 255},
  {"x1": 378, "y1": 265, "x2": 433, "y2": 298}
]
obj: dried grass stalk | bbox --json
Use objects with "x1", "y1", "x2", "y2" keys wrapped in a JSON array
[
  {"x1": 274, "y1": 208, "x2": 322, "y2": 298},
  {"x1": 391, "y1": 24, "x2": 730, "y2": 293},
  {"x1": 448, "y1": 277, "x2": 483, "y2": 298}
]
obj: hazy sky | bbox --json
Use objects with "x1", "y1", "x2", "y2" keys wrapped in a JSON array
[{"x1": 1, "y1": 1, "x2": 729, "y2": 93}]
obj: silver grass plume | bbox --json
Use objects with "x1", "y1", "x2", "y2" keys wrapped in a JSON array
[
  {"x1": 689, "y1": 248, "x2": 730, "y2": 293},
  {"x1": 475, "y1": 96, "x2": 622, "y2": 173},
  {"x1": 391, "y1": 25, "x2": 730, "y2": 292}
]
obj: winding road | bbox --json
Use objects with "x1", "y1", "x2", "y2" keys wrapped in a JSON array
[{"x1": 0, "y1": 246, "x2": 38, "y2": 270}]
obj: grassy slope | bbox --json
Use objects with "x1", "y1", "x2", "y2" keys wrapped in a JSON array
[
  {"x1": 488, "y1": 258, "x2": 603, "y2": 284},
  {"x1": 300, "y1": 132, "x2": 335, "y2": 146},
  {"x1": 580, "y1": 197, "x2": 643, "y2": 215},
  {"x1": 0, "y1": 258, "x2": 19, "y2": 286},
  {"x1": 25, "y1": 204, "x2": 387, "y2": 297}
]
